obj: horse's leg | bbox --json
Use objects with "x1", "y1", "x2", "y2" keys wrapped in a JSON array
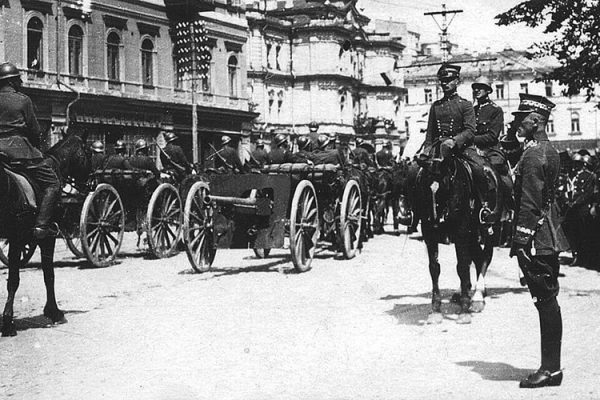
[
  {"x1": 2, "y1": 241, "x2": 21, "y2": 336},
  {"x1": 454, "y1": 221, "x2": 473, "y2": 324},
  {"x1": 470, "y1": 230, "x2": 490, "y2": 313},
  {"x1": 422, "y1": 225, "x2": 442, "y2": 323},
  {"x1": 392, "y1": 195, "x2": 400, "y2": 231},
  {"x1": 40, "y1": 238, "x2": 66, "y2": 324}
]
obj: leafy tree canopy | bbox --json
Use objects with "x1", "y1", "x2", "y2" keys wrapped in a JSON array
[{"x1": 496, "y1": 0, "x2": 600, "y2": 103}]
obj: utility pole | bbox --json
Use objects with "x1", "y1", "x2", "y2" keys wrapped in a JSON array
[{"x1": 424, "y1": 4, "x2": 462, "y2": 63}]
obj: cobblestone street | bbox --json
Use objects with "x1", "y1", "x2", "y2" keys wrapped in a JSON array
[{"x1": 1, "y1": 229, "x2": 599, "y2": 400}]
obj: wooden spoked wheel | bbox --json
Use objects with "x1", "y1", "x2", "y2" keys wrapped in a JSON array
[
  {"x1": 64, "y1": 226, "x2": 85, "y2": 259},
  {"x1": 340, "y1": 179, "x2": 362, "y2": 259},
  {"x1": 183, "y1": 181, "x2": 216, "y2": 273},
  {"x1": 289, "y1": 180, "x2": 319, "y2": 273},
  {"x1": 253, "y1": 248, "x2": 271, "y2": 258},
  {"x1": 0, "y1": 238, "x2": 36, "y2": 267},
  {"x1": 80, "y1": 184, "x2": 125, "y2": 267},
  {"x1": 146, "y1": 183, "x2": 183, "y2": 258}
]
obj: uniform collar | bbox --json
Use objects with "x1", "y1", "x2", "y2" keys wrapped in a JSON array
[
  {"x1": 442, "y1": 91, "x2": 458, "y2": 101},
  {"x1": 476, "y1": 99, "x2": 491, "y2": 107}
]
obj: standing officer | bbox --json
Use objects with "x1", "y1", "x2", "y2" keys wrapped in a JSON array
[
  {"x1": 510, "y1": 95, "x2": 568, "y2": 388},
  {"x1": 375, "y1": 140, "x2": 394, "y2": 167},
  {"x1": 0, "y1": 62, "x2": 60, "y2": 239},
  {"x1": 104, "y1": 140, "x2": 132, "y2": 169},
  {"x1": 267, "y1": 133, "x2": 291, "y2": 164},
  {"x1": 128, "y1": 138, "x2": 159, "y2": 179},
  {"x1": 160, "y1": 131, "x2": 191, "y2": 180},
  {"x1": 215, "y1": 135, "x2": 243, "y2": 172},
  {"x1": 90, "y1": 140, "x2": 106, "y2": 171},
  {"x1": 250, "y1": 139, "x2": 268, "y2": 167}
]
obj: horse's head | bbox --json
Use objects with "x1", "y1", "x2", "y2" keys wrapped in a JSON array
[{"x1": 46, "y1": 127, "x2": 92, "y2": 184}]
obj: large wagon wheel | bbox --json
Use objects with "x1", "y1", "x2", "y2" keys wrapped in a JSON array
[
  {"x1": 146, "y1": 183, "x2": 183, "y2": 258},
  {"x1": 64, "y1": 225, "x2": 85, "y2": 259},
  {"x1": 183, "y1": 181, "x2": 216, "y2": 273},
  {"x1": 0, "y1": 238, "x2": 36, "y2": 267},
  {"x1": 289, "y1": 180, "x2": 319, "y2": 272},
  {"x1": 80, "y1": 184, "x2": 125, "y2": 267},
  {"x1": 340, "y1": 179, "x2": 362, "y2": 259}
]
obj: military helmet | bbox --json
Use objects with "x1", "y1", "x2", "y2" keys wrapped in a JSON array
[
  {"x1": 221, "y1": 135, "x2": 232, "y2": 146},
  {"x1": 134, "y1": 138, "x2": 148, "y2": 152},
  {"x1": 583, "y1": 154, "x2": 593, "y2": 168},
  {"x1": 471, "y1": 76, "x2": 493, "y2": 93},
  {"x1": 384, "y1": 139, "x2": 392, "y2": 148},
  {"x1": 256, "y1": 138, "x2": 265, "y2": 147},
  {"x1": 274, "y1": 133, "x2": 288, "y2": 147},
  {"x1": 572, "y1": 153, "x2": 584, "y2": 163},
  {"x1": 91, "y1": 140, "x2": 105, "y2": 153},
  {"x1": 164, "y1": 131, "x2": 177, "y2": 143},
  {"x1": 296, "y1": 136, "x2": 311, "y2": 151},
  {"x1": 114, "y1": 140, "x2": 126, "y2": 151},
  {"x1": 0, "y1": 62, "x2": 20, "y2": 81},
  {"x1": 317, "y1": 134, "x2": 330, "y2": 150},
  {"x1": 308, "y1": 121, "x2": 320, "y2": 132}
]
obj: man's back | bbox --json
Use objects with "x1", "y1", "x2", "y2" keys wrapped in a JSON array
[
  {"x1": 0, "y1": 85, "x2": 43, "y2": 160},
  {"x1": 105, "y1": 154, "x2": 130, "y2": 169},
  {"x1": 129, "y1": 154, "x2": 159, "y2": 178},
  {"x1": 268, "y1": 147, "x2": 289, "y2": 164}
]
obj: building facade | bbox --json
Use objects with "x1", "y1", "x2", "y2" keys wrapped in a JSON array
[
  {"x1": 245, "y1": 0, "x2": 407, "y2": 150},
  {"x1": 0, "y1": 0, "x2": 256, "y2": 162},
  {"x1": 403, "y1": 49, "x2": 600, "y2": 152}
]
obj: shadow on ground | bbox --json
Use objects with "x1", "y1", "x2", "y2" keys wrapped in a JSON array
[
  {"x1": 0, "y1": 310, "x2": 88, "y2": 334},
  {"x1": 456, "y1": 360, "x2": 532, "y2": 382}
]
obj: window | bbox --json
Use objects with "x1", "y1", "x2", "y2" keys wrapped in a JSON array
[
  {"x1": 424, "y1": 88, "x2": 432, "y2": 104},
  {"x1": 405, "y1": 120, "x2": 410, "y2": 138},
  {"x1": 27, "y1": 17, "x2": 43, "y2": 70},
  {"x1": 107, "y1": 32, "x2": 121, "y2": 81},
  {"x1": 228, "y1": 55, "x2": 238, "y2": 97},
  {"x1": 275, "y1": 45, "x2": 281, "y2": 70},
  {"x1": 546, "y1": 118, "x2": 555, "y2": 135},
  {"x1": 571, "y1": 112, "x2": 580, "y2": 133},
  {"x1": 520, "y1": 83, "x2": 529, "y2": 94},
  {"x1": 141, "y1": 38, "x2": 154, "y2": 87},
  {"x1": 68, "y1": 25, "x2": 83, "y2": 76},
  {"x1": 545, "y1": 81, "x2": 553, "y2": 97},
  {"x1": 266, "y1": 43, "x2": 272, "y2": 69},
  {"x1": 404, "y1": 93, "x2": 409, "y2": 105},
  {"x1": 495, "y1": 84, "x2": 505, "y2": 100}
]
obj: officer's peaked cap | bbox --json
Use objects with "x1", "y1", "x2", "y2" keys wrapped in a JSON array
[
  {"x1": 437, "y1": 63, "x2": 461, "y2": 79},
  {"x1": 512, "y1": 93, "x2": 555, "y2": 119}
]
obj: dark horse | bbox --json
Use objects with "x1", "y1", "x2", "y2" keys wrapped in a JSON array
[
  {"x1": 414, "y1": 146, "x2": 500, "y2": 324},
  {"x1": 1, "y1": 130, "x2": 91, "y2": 336}
]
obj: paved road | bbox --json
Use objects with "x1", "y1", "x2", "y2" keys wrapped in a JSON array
[{"x1": 1, "y1": 229, "x2": 599, "y2": 400}]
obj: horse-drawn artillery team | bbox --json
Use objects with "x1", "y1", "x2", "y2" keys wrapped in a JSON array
[{"x1": 1, "y1": 59, "x2": 596, "y2": 388}]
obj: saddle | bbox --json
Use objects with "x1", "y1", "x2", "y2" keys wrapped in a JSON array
[{"x1": 1, "y1": 165, "x2": 38, "y2": 211}]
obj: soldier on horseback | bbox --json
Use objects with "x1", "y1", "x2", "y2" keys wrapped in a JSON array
[{"x1": 0, "y1": 62, "x2": 60, "y2": 239}]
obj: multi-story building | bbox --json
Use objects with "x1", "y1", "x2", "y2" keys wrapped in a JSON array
[
  {"x1": 403, "y1": 49, "x2": 600, "y2": 152},
  {"x1": 245, "y1": 0, "x2": 407, "y2": 150},
  {"x1": 0, "y1": 0, "x2": 256, "y2": 162}
]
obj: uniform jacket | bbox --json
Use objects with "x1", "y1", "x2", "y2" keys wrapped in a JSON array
[
  {"x1": 0, "y1": 85, "x2": 43, "y2": 160},
  {"x1": 251, "y1": 148, "x2": 268, "y2": 166},
  {"x1": 569, "y1": 169, "x2": 596, "y2": 208},
  {"x1": 375, "y1": 149, "x2": 394, "y2": 167},
  {"x1": 90, "y1": 153, "x2": 106, "y2": 171},
  {"x1": 289, "y1": 150, "x2": 313, "y2": 163},
  {"x1": 267, "y1": 147, "x2": 291, "y2": 164},
  {"x1": 351, "y1": 147, "x2": 373, "y2": 167},
  {"x1": 425, "y1": 92, "x2": 476, "y2": 150},
  {"x1": 104, "y1": 154, "x2": 131, "y2": 170},
  {"x1": 215, "y1": 146, "x2": 243, "y2": 171},
  {"x1": 473, "y1": 100, "x2": 504, "y2": 150},
  {"x1": 129, "y1": 155, "x2": 160, "y2": 178},
  {"x1": 311, "y1": 148, "x2": 345, "y2": 166},
  {"x1": 513, "y1": 139, "x2": 568, "y2": 255},
  {"x1": 160, "y1": 143, "x2": 190, "y2": 174}
]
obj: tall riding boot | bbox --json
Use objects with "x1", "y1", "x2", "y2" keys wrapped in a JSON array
[{"x1": 536, "y1": 297, "x2": 562, "y2": 373}]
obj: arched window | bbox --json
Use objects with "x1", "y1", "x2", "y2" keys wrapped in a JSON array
[
  {"x1": 571, "y1": 112, "x2": 580, "y2": 133},
  {"x1": 107, "y1": 32, "x2": 121, "y2": 81},
  {"x1": 141, "y1": 38, "x2": 154, "y2": 87},
  {"x1": 228, "y1": 56, "x2": 238, "y2": 97},
  {"x1": 27, "y1": 17, "x2": 43, "y2": 69},
  {"x1": 68, "y1": 25, "x2": 84, "y2": 76}
]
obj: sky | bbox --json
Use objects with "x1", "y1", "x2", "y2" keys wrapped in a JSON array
[{"x1": 357, "y1": 0, "x2": 549, "y2": 52}]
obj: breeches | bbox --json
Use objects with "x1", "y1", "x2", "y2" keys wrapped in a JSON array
[
  {"x1": 521, "y1": 254, "x2": 560, "y2": 303},
  {"x1": 19, "y1": 159, "x2": 60, "y2": 225}
]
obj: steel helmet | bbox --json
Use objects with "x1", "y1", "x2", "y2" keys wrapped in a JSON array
[
  {"x1": 274, "y1": 133, "x2": 287, "y2": 147},
  {"x1": 385, "y1": 139, "x2": 392, "y2": 148},
  {"x1": 317, "y1": 134, "x2": 330, "y2": 150},
  {"x1": 296, "y1": 136, "x2": 311, "y2": 151},
  {"x1": 114, "y1": 140, "x2": 126, "y2": 152},
  {"x1": 583, "y1": 154, "x2": 592, "y2": 168},
  {"x1": 572, "y1": 153, "x2": 584, "y2": 163},
  {"x1": 164, "y1": 131, "x2": 177, "y2": 143},
  {"x1": 471, "y1": 76, "x2": 493, "y2": 93},
  {"x1": 91, "y1": 140, "x2": 105, "y2": 153},
  {"x1": 308, "y1": 121, "x2": 320, "y2": 132},
  {"x1": 221, "y1": 135, "x2": 232, "y2": 146},
  {"x1": 134, "y1": 138, "x2": 148, "y2": 152},
  {"x1": 256, "y1": 138, "x2": 265, "y2": 147},
  {"x1": 0, "y1": 62, "x2": 20, "y2": 81}
]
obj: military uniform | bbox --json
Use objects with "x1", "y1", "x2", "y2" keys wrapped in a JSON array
[
  {"x1": 160, "y1": 142, "x2": 190, "y2": 179},
  {"x1": 215, "y1": 145, "x2": 243, "y2": 171},
  {"x1": 90, "y1": 153, "x2": 106, "y2": 171},
  {"x1": 375, "y1": 148, "x2": 394, "y2": 167},
  {"x1": 267, "y1": 147, "x2": 291, "y2": 164},
  {"x1": 351, "y1": 146, "x2": 373, "y2": 168},
  {"x1": 424, "y1": 92, "x2": 476, "y2": 154},
  {"x1": 0, "y1": 84, "x2": 60, "y2": 233},
  {"x1": 251, "y1": 146, "x2": 268, "y2": 167},
  {"x1": 563, "y1": 167, "x2": 596, "y2": 265},
  {"x1": 129, "y1": 154, "x2": 160, "y2": 179},
  {"x1": 311, "y1": 148, "x2": 345, "y2": 165},
  {"x1": 104, "y1": 154, "x2": 131, "y2": 170},
  {"x1": 474, "y1": 99, "x2": 505, "y2": 168},
  {"x1": 289, "y1": 150, "x2": 313, "y2": 163}
]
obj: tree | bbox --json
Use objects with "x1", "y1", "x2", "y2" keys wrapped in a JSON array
[{"x1": 496, "y1": 0, "x2": 600, "y2": 103}]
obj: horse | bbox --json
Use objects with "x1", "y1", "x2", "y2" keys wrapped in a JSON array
[
  {"x1": 414, "y1": 146, "x2": 500, "y2": 324},
  {"x1": 372, "y1": 161, "x2": 413, "y2": 234},
  {"x1": 1, "y1": 129, "x2": 91, "y2": 336}
]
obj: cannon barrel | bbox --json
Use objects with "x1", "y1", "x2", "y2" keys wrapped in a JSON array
[{"x1": 205, "y1": 189, "x2": 258, "y2": 206}]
